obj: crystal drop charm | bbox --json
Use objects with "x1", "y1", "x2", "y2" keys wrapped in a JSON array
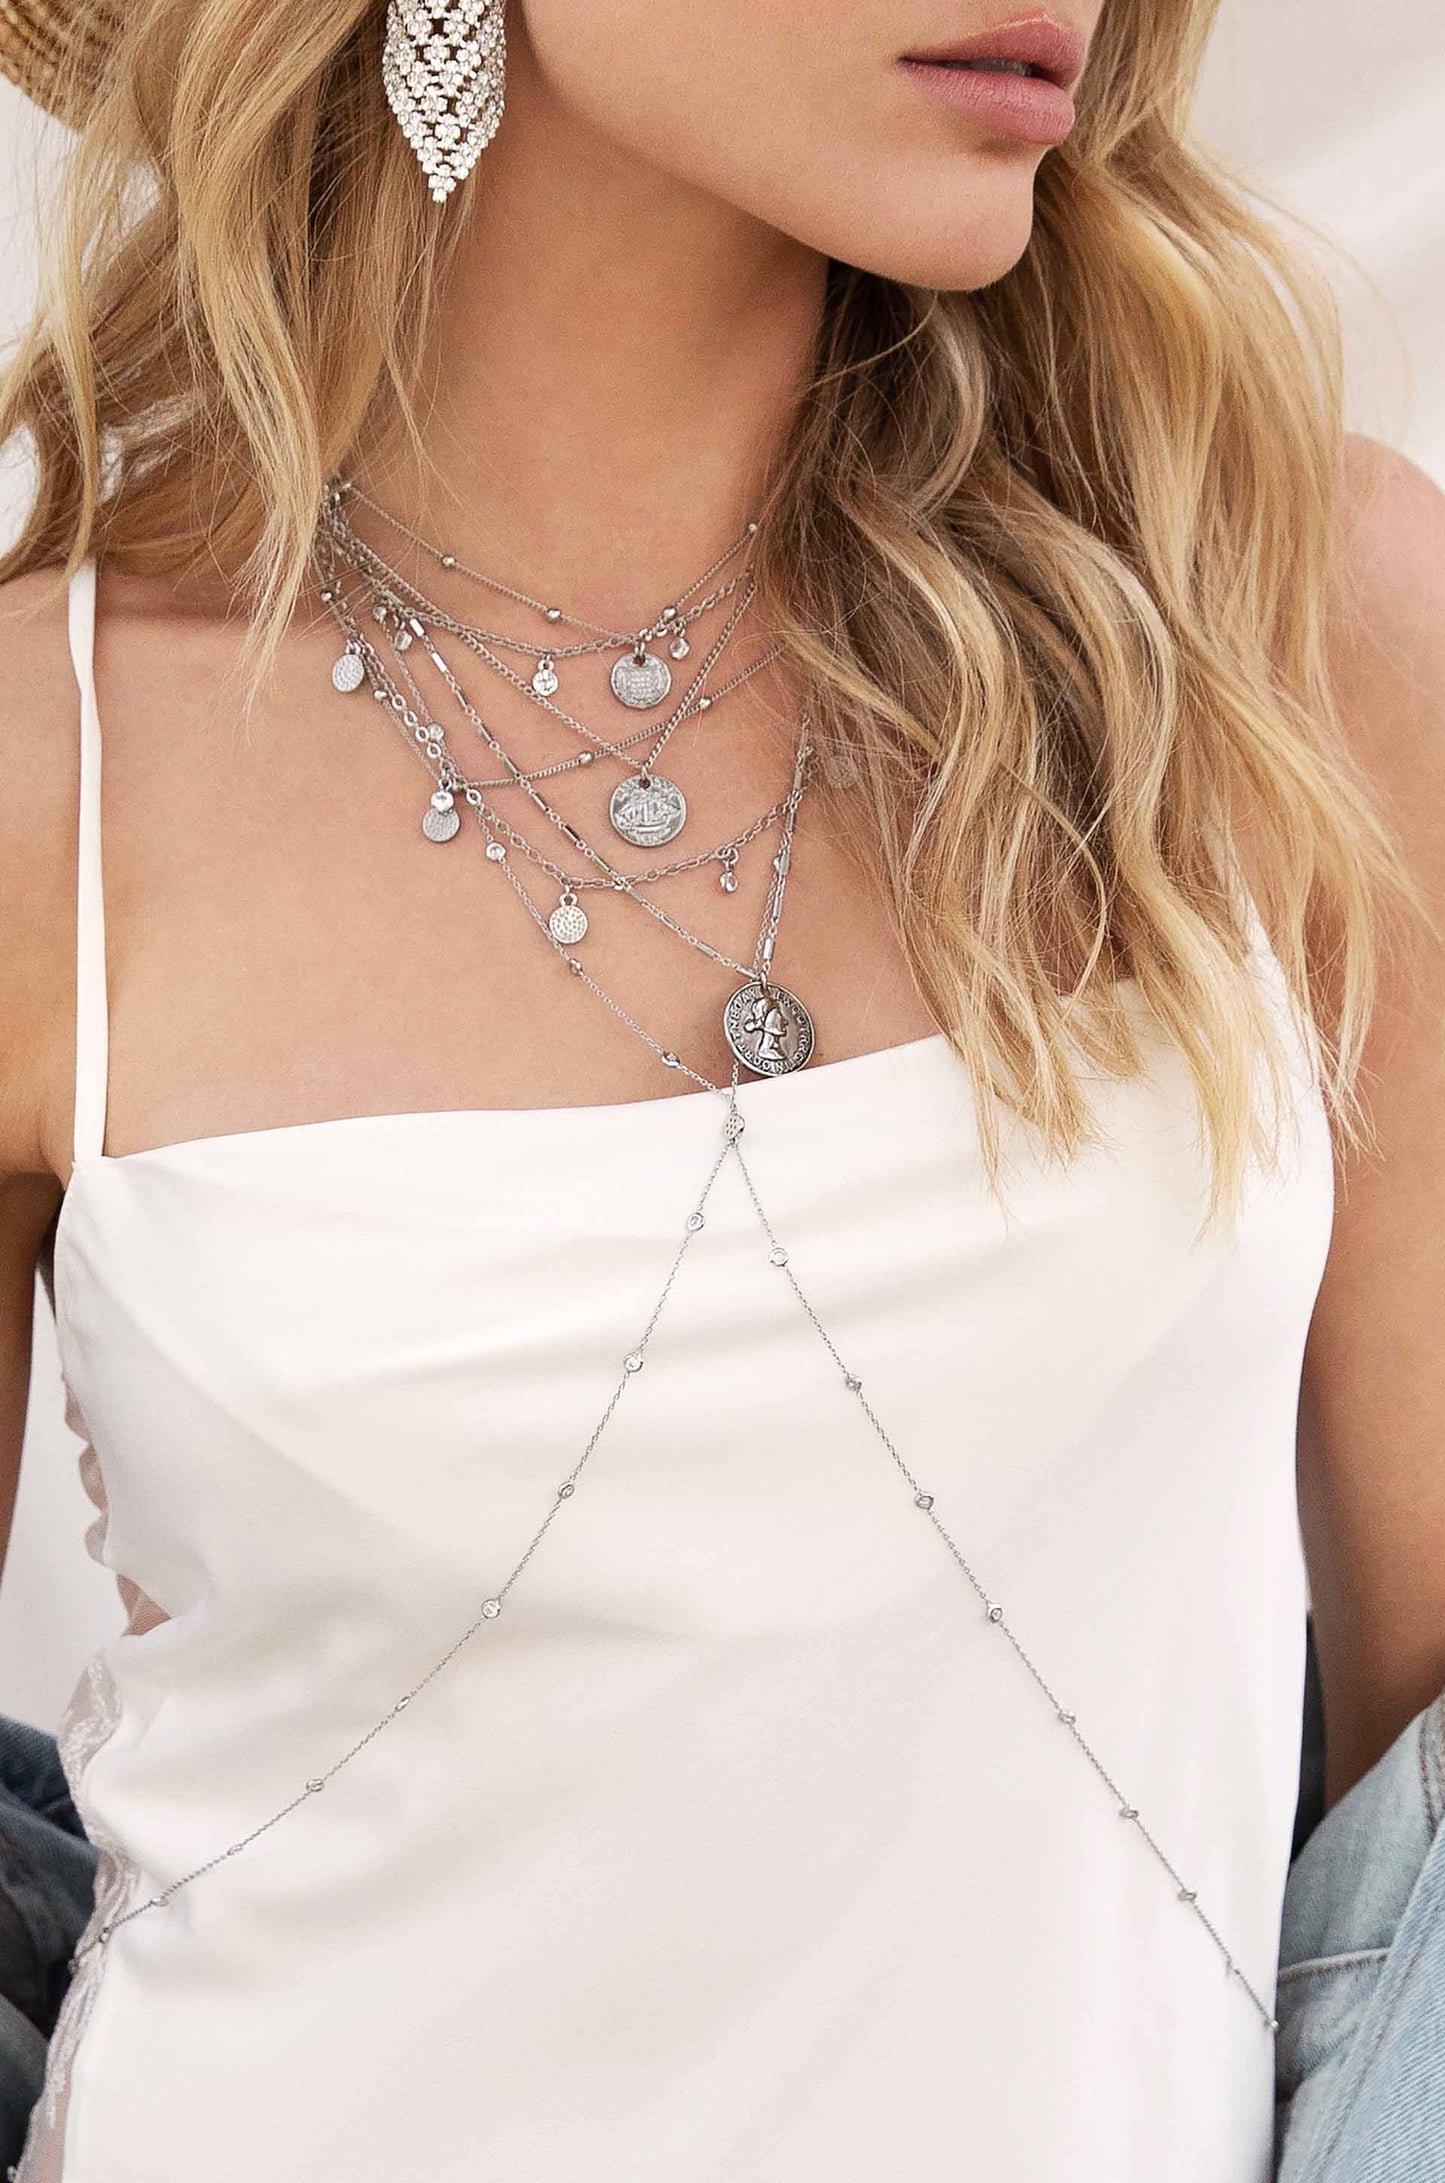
[
  {"x1": 382, "y1": 0, "x2": 507, "y2": 205},
  {"x1": 669, "y1": 633, "x2": 690, "y2": 661},
  {"x1": 532, "y1": 655, "x2": 560, "y2": 698}
]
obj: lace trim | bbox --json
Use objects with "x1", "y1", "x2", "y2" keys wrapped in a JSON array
[
  {"x1": 12, "y1": 1650, "x2": 143, "y2": 2181},
  {"x1": 12, "y1": 1394, "x2": 156, "y2": 2183}
]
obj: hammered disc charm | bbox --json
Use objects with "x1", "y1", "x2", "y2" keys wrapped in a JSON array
[
  {"x1": 610, "y1": 650, "x2": 673, "y2": 710},
  {"x1": 422, "y1": 789, "x2": 461, "y2": 843},
  {"x1": 332, "y1": 649, "x2": 366, "y2": 693},
  {"x1": 531, "y1": 656, "x2": 559, "y2": 698},
  {"x1": 722, "y1": 980, "x2": 815, "y2": 1077},
  {"x1": 548, "y1": 892, "x2": 589, "y2": 945},
  {"x1": 609, "y1": 774, "x2": 687, "y2": 849}
]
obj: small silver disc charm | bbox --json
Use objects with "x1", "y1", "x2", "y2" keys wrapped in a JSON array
[
  {"x1": 422, "y1": 789, "x2": 460, "y2": 843},
  {"x1": 609, "y1": 774, "x2": 687, "y2": 849},
  {"x1": 722, "y1": 980, "x2": 815, "y2": 1077},
  {"x1": 532, "y1": 656, "x2": 560, "y2": 698},
  {"x1": 548, "y1": 892, "x2": 589, "y2": 945},
  {"x1": 331, "y1": 648, "x2": 366, "y2": 693},
  {"x1": 610, "y1": 650, "x2": 673, "y2": 710}
]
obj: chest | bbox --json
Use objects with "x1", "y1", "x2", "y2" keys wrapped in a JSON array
[{"x1": 80, "y1": 609, "x2": 935, "y2": 1157}]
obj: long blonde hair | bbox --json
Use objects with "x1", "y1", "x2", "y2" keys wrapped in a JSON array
[{"x1": 0, "y1": 0, "x2": 1406, "y2": 1194}]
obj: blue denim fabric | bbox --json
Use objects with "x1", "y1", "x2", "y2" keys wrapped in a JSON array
[
  {"x1": 1275, "y1": 1692, "x2": 1445, "y2": 2182},
  {"x1": 0, "y1": 1718, "x2": 98, "y2": 2177}
]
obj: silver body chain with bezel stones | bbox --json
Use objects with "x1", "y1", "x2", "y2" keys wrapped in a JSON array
[{"x1": 72, "y1": 499, "x2": 1281, "y2": 2037}]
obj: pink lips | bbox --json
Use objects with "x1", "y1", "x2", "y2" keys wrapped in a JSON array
[{"x1": 900, "y1": 13, "x2": 1088, "y2": 145}]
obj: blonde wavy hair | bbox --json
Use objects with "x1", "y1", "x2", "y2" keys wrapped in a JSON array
[{"x1": 0, "y1": 0, "x2": 1407, "y2": 1196}]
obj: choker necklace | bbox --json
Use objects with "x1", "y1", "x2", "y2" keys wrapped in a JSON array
[{"x1": 333, "y1": 477, "x2": 758, "y2": 714}]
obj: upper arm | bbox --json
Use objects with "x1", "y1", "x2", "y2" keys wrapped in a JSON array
[
  {"x1": 0, "y1": 566, "x2": 83, "y2": 1566},
  {"x1": 1300, "y1": 436, "x2": 1445, "y2": 1802}
]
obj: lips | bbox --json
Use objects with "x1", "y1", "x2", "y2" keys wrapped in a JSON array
[
  {"x1": 898, "y1": 13, "x2": 1087, "y2": 144},
  {"x1": 901, "y1": 14, "x2": 1089, "y2": 93}
]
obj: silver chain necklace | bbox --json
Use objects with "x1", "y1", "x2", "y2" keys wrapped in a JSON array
[
  {"x1": 370, "y1": 606, "x2": 798, "y2": 934},
  {"x1": 332, "y1": 478, "x2": 757, "y2": 713},
  {"x1": 318, "y1": 550, "x2": 806, "y2": 956},
  {"x1": 355, "y1": 595, "x2": 810, "y2": 979},
  {"x1": 70, "y1": 528, "x2": 1282, "y2": 2041},
  {"x1": 327, "y1": 520, "x2": 764, "y2": 851},
  {"x1": 334, "y1": 611, "x2": 777, "y2": 800}
]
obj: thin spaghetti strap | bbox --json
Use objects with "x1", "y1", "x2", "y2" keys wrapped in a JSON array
[{"x1": 67, "y1": 556, "x2": 109, "y2": 1169}]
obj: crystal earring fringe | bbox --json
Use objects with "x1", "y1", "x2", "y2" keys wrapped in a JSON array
[{"x1": 382, "y1": 0, "x2": 506, "y2": 204}]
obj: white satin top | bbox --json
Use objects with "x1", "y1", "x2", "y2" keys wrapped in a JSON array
[{"x1": 21, "y1": 559, "x2": 1332, "y2": 2182}]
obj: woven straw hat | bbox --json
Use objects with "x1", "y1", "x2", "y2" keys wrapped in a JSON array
[{"x1": 0, "y1": 0, "x2": 119, "y2": 123}]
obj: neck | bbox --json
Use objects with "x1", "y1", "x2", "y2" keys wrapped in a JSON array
[{"x1": 352, "y1": 32, "x2": 828, "y2": 619}]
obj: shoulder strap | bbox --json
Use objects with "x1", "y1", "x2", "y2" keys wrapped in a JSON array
[{"x1": 67, "y1": 557, "x2": 109, "y2": 1168}]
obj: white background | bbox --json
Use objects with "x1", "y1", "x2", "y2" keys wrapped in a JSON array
[{"x1": 2, "y1": 2, "x2": 1443, "y2": 1728}]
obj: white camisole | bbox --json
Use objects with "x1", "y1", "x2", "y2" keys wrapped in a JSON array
[{"x1": 20, "y1": 559, "x2": 1333, "y2": 2181}]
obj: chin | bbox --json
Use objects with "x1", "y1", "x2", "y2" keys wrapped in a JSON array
[{"x1": 827, "y1": 182, "x2": 1042, "y2": 294}]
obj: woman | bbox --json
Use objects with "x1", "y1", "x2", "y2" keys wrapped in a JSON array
[{"x1": 0, "y1": 0, "x2": 1441, "y2": 2175}]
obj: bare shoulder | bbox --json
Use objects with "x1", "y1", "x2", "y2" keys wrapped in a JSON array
[
  {"x1": 0, "y1": 564, "x2": 86, "y2": 1185},
  {"x1": 1328, "y1": 436, "x2": 1445, "y2": 797}
]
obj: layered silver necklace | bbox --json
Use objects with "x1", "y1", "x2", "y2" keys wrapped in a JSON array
[
  {"x1": 71, "y1": 501, "x2": 1281, "y2": 2038},
  {"x1": 335, "y1": 476, "x2": 757, "y2": 707},
  {"x1": 321, "y1": 491, "x2": 781, "y2": 858}
]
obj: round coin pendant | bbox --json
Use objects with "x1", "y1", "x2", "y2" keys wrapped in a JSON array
[
  {"x1": 722, "y1": 980, "x2": 815, "y2": 1078},
  {"x1": 331, "y1": 649, "x2": 366, "y2": 693},
  {"x1": 609, "y1": 773, "x2": 687, "y2": 849},
  {"x1": 548, "y1": 893, "x2": 589, "y2": 946},
  {"x1": 422, "y1": 789, "x2": 460, "y2": 843},
  {"x1": 531, "y1": 656, "x2": 560, "y2": 698},
  {"x1": 610, "y1": 650, "x2": 673, "y2": 710}
]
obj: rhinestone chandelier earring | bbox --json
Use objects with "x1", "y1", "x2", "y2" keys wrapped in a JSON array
[{"x1": 382, "y1": 0, "x2": 506, "y2": 204}]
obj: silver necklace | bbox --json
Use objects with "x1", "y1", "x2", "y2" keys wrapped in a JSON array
[
  {"x1": 332, "y1": 478, "x2": 757, "y2": 712},
  {"x1": 331, "y1": 612, "x2": 777, "y2": 799},
  {"x1": 71, "y1": 538, "x2": 1281, "y2": 2043},
  {"x1": 363, "y1": 597, "x2": 808, "y2": 980},
  {"x1": 325, "y1": 521, "x2": 746, "y2": 719},
  {"x1": 320, "y1": 562, "x2": 805, "y2": 961},
  {"x1": 334, "y1": 519, "x2": 745, "y2": 696},
  {"x1": 371, "y1": 608, "x2": 800, "y2": 941},
  {"x1": 331, "y1": 527, "x2": 763, "y2": 851}
]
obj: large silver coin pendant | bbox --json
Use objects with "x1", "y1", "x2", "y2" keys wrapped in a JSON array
[
  {"x1": 611, "y1": 650, "x2": 673, "y2": 710},
  {"x1": 722, "y1": 980, "x2": 815, "y2": 1078},
  {"x1": 609, "y1": 774, "x2": 687, "y2": 849}
]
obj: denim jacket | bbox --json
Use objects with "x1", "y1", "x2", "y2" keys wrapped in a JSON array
[
  {"x1": 3, "y1": 1697, "x2": 1443, "y2": 2176},
  {"x1": 1275, "y1": 1690, "x2": 1445, "y2": 2181}
]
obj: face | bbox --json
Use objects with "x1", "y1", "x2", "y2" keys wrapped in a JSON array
[{"x1": 508, "y1": 1, "x2": 1107, "y2": 290}]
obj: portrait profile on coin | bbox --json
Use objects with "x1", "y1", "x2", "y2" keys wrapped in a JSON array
[{"x1": 722, "y1": 980, "x2": 815, "y2": 1077}]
